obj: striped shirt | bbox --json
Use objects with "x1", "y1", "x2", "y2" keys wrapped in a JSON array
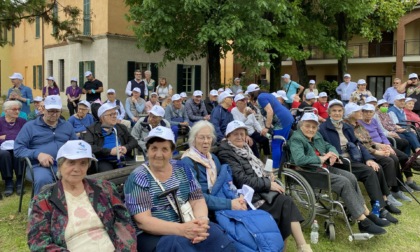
[{"x1": 124, "y1": 160, "x2": 202, "y2": 233}]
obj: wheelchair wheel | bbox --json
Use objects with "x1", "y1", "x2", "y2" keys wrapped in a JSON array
[
  {"x1": 281, "y1": 168, "x2": 316, "y2": 229},
  {"x1": 325, "y1": 222, "x2": 336, "y2": 241}
]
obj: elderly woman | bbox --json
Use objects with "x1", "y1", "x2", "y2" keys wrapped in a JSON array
[
  {"x1": 84, "y1": 103, "x2": 138, "y2": 172},
  {"x1": 0, "y1": 101, "x2": 26, "y2": 196},
  {"x1": 124, "y1": 126, "x2": 234, "y2": 252},
  {"x1": 404, "y1": 97, "x2": 420, "y2": 127},
  {"x1": 302, "y1": 80, "x2": 318, "y2": 102},
  {"x1": 27, "y1": 140, "x2": 137, "y2": 251},
  {"x1": 145, "y1": 92, "x2": 160, "y2": 114},
  {"x1": 156, "y1": 77, "x2": 173, "y2": 103},
  {"x1": 27, "y1": 96, "x2": 43, "y2": 121},
  {"x1": 126, "y1": 87, "x2": 146, "y2": 126},
  {"x1": 290, "y1": 113, "x2": 388, "y2": 234},
  {"x1": 6, "y1": 89, "x2": 28, "y2": 120},
  {"x1": 319, "y1": 100, "x2": 400, "y2": 222},
  {"x1": 67, "y1": 100, "x2": 95, "y2": 138},
  {"x1": 144, "y1": 70, "x2": 156, "y2": 94},
  {"x1": 217, "y1": 120, "x2": 312, "y2": 252},
  {"x1": 350, "y1": 79, "x2": 372, "y2": 105}
]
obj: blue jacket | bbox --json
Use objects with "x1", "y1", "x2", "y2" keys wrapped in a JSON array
[
  {"x1": 318, "y1": 118, "x2": 374, "y2": 162},
  {"x1": 14, "y1": 116, "x2": 77, "y2": 167},
  {"x1": 388, "y1": 105, "x2": 406, "y2": 123},
  {"x1": 210, "y1": 105, "x2": 234, "y2": 142}
]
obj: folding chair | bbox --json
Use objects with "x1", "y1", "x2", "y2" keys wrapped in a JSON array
[{"x1": 18, "y1": 157, "x2": 35, "y2": 213}]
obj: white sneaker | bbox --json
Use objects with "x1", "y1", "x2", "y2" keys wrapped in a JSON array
[
  {"x1": 388, "y1": 194, "x2": 403, "y2": 206},
  {"x1": 393, "y1": 191, "x2": 412, "y2": 202}
]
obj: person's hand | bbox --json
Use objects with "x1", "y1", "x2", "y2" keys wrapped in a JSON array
[
  {"x1": 389, "y1": 132, "x2": 400, "y2": 138},
  {"x1": 387, "y1": 145, "x2": 396, "y2": 155},
  {"x1": 319, "y1": 152, "x2": 332, "y2": 164},
  {"x1": 110, "y1": 147, "x2": 119, "y2": 156},
  {"x1": 245, "y1": 107, "x2": 253, "y2": 116},
  {"x1": 270, "y1": 181, "x2": 285, "y2": 194},
  {"x1": 245, "y1": 136, "x2": 253, "y2": 146},
  {"x1": 38, "y1": 153, "x2": 54, "y2": 167},
  {"x1": 328, "y1": 155, "x2": 338, "y2": 166},
  {"x1": 119, "y1": 146, "x2": 128, "y2": 155},
  {"x1": 375, "y1": 150, "x2": 390, "y2": 157},
  {"x1": 180, "y1": 122, "x2": 189, "y2": 126},
  {"x1": 204, "y1": 115, "x2": 211, "y2": 120},
  {"x1": 231, "y1": 196, "x2": 247, "y2": 210},
  {"x1": 0, "y1": 135, "x2": 5, "y2": 140},
  {"x1": 261, "y1": 127, "x2": 269, "y2": 136},
  {"x1": 366, "y1": 160, "x2": 380, "y2": 171},
  {"x1": 131, "y1": 97, "x2": 137, "y2": 103},
  {"x1": 180, "y1": 220, "x2": 209, "y2": 243},
  {"x1": 396, "y1": 128, "x2": 406, "y2": 133}
]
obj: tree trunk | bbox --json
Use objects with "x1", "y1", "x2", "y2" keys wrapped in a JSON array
[
  {"x1": 269, "y1": 49, "x2": 282, "y2": 92},
  {"x1": 295, "y1": 47, "x2": 309, "y2": 88},
  {"x1": 207, "y1": 41, "x2": 221, "y2": 90},
  {"x1": 335, "y1": 12, "x2": 348, "y2": 83}
]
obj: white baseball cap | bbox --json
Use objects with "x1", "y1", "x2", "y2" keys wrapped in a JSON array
[
  {"x1": 246, "y1": 83, "x2": 260, "y2": 93},
  {"x1": 408, "y1": 73, "x2": 418, "y2": 79},
  {"x1": 97, "y1": 103, "x2": 116, "y2": 118},
  {"x1": 344, "y1": 73, "x2": 351, "y2": 78},
  {"x1": 84, "y1": 71, "x2": 93, "y2": 77},
  {"x1": 218, "y1": 88, "x2": 224, "y2": 92},
  {"x1": 327, "y1": 99, "x2": 344, "y2": 109},
  {"x1": 234, "y1": 94, "x2": 246, "y2": 103},
  {"x1": 209, "y1": 89, "x2": 218, "y2": 96},
  {"x1": 282, "y1": 74, "x2": 291, "y2": 79},
  {"x1": 144, "y1": 126, "x2": 175, "y2": 144},
  {"x1": 393, "y1": 94, "x2": 406, "y2": 102},
  {"x1": 46, "y1": 76, "x2": 55, "y2": 81},
  {"x1": 405, "y1": 97, "x2": 417, "y2": 103},
  {"x1": 225, "y1": 88, "x2": 233, "y2": 94},
  {"x1": 149, "y1": 105, "x2": 165, "y2": 117},
  {"x1": 377, "y1": 99, "x2": 388, "y2": 106},
  {"x1": 357, "y1": 79, "x2": 366, "y2": 85},
  {"x1": 225, "y1": 120, "x2": 248, "y2": 136},
  {"x1": 171, "y1": 94, "x2": 182, "y2": 101},
  {"x1": 271, "y1": 92, "x2": 281, "y2": 98},
  {"x1": 9, "y1": 73, "x2": 23, "y2": 80},
  {"x1": 276, "y1": 90, "x2": 288, "y2": 100},
  {"x1": 362, "y1": 104, "x2": 375, "y2": 111},
  {"x1": 309, "y1": 80, "x2": 315, "y2": 84},
  {"x1": 56, "y1": 140, "x2": 97, "y2": 161},
  {"x1": 306, "y1": 92, "x2": 318, "y2": 100},
  {"x1": 218, "y1": 91, "x2": 234, "y2": 103},
  {"x1": 132, "y1": 87, "x2": 141, "y2": 93},
  {"x1": 78, "y1": 100, "x2": 91, "y2": 109},
  {"x1": 318, "y1": 92, "x2": 328, "y2": 98},
  {"x1": 150, "y1": 92, "x2": 158, "y2": 97},
  {"x1": 44, "y1": 95, "x2": 62, "y2": 110},
  {"x1": 344, "y1": 103, "x2": 362, "y2": 118},
  {"x1": 365, "y1": 96, "x2": 377, "y2": 103},
  {"x1": 301, "y1": 113, "x2": 319, "y2": 124},
  {"x1": 33, "y1": 96, "x2": 43, "y2": 102},
  {"x1": 107, "y1": 89, "x2": 116, "y2": 94},
  {"x1": 193, "y1": 90, "x2": 203, "y2": 97},
  {"x1": 180, "y1": 92, "x2": 187, "y2": 98},
  {"x1": 70, "y1": 77, "x2": 78, "y2": 82}
]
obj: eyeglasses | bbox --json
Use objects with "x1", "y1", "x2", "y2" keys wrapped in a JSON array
[
  {"x1": 7, "y1": 108, "x2": 21, "y2": 112},
  {"x1": 46, "y1": 110, "x2": 61, "y2": 115},
  {"x1": 104, "y1": 112, "x2": 118, "y2": 117}
]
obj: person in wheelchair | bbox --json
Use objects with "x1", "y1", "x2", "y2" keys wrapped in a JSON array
[
  {"x1": 216, "y1": 120, "x2": 312, "y2": 252},
  {"x1": 289, "y1": 113, "x2": 389, "y2": 235},
  {"x1": 318, "y1": 100, "x2": 400, "y2": 223}
]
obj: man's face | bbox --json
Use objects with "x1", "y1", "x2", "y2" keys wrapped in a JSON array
[
  {"x1": 395, "y1": 99, "x2": 405, "y2": 109},
  {"x1": 101, "y1": 109, "x2": 118, "y2": 126},
  {"x1": 86, "y1": 75, "x2": 93, "y2": 81},
  {"x1": 77, "y1": 104, "x2": 89, "y2": 118},
  {"x1": 134, "y1": 72, "x2": 142, "y2": 80},
  {"x1": 393, "y1": 79, "x2": 401, "y2": 88},
  {"x1": 410, "y1": 77, "x2": 418, "y2": 85},
  {"x1": 44, "y1": 109, "x2": 62, "y2": 125},
  {"x1": 283, "y1": 78, "x2": 290, "y2": 83},
  {"x1": 344, "y1": 77, "x2": 351, "y2": 83},
  {"x1": 307, "y1": 98, "x2": 316, "y2": 105},
  {"x1": 173, "y1": 99, "x2": 182, "y2": 109},
  {"x1": 234, "y1": 79, "x2": 240, "y2": 85},
  {"x1": 148, "y1": 113, "x2": 162, "y2": 127},
  {"x1": 132, "y1": 91, "x2": 140, "y2": 98},
  {"x1": 318, "y1": 97, "x2": 328, "y2": 104},
  {"x1": 210, "y1": 95, "x2": 218, "y2": 102},
  {"x1": 11, "y1": 78, "x2": 21, "y2": 86},
  {"x1": 193, "y1": 96, "x2": 202, "y2": 104},
  {"x1": 223, "y1": 97, "x2": 233, "y2": 107},
  {"x1": 107, "y1": 92, "x2": 115, "y2": 102}
]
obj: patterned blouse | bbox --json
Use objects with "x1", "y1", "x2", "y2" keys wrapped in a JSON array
[
  {"x1": 352, "y1": 122, "x2": 377, "y2": 154},
  {"x1": 376, "y1": 111, "x2": 397, "y2": 132},
  {"x1": 350, "y1": 90, "x2": 372, "y2": 105}
]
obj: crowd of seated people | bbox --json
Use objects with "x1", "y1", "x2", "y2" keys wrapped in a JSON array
[{"x1": 3, "y1": 70, "x2": 420, "y2": 251}]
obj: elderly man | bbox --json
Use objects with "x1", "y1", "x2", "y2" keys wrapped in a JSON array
[
  {"x1": 210, "y1": 91, "x2": 235, "y2": 142},
  {"x1": 7, "y1": 72, "x2": 33, "y2": 115},
  {"x1": 180, "y1": 92, "x2": 188, "y2": 104},
  {"x1": 67, "y1": 100, "x2": 95, "y2": 138},
  {"x1": 125, "y1": 87, "x2": 146, "y2": 126},
  {"x1": 14, "y1": 95, "x2": 77, "y2": 195},
  {"x1": 282, "y1": 74, "x2": 304, "y2": 109},
  {"x1": 84, "y1": 103, "x2": 137, "y2": 172},
  {"x1": 82, "y1": 71, "x2": 103, "y2": 102},
  {"x1": 125, "y1": 69, "x2": 147, "y2": 100},
  {"x1": 204, "y1": 89, "x2": 218, "y2": 114},
  {"x1": 383, "y1": 78, "x2": 405, "y2": 106},
  {"x1": 27, "y1": 96, "x2": 43, "y2": 121},
  {"x1": 104, "y1": 89, "x2": 131, "y2": 129},
  {"x1": 276, "y1": 90, "x2": 289, "y2": 105},
  {"x1": 231, "y1": 77, "x2": 242, "y2": 95},
  {"x1": 131, "y1": 105, "x2": 170, "y2": 153},
  {"x1": 185, "y1": 90, "x2": 210, "y2": 124},
  {"x1": 165, "y1": 94, "x2": 190, "y2": 142},
  {"x1": 336, "y1": 73, "x2": 357, "y2": 106},
  {"x1": 404, "y1": 73, "x2": 420, "y2": 114}
]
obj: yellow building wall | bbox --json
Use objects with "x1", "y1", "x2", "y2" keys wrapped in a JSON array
[
  {"x1": 108, "y1": 1, "x2": 133, "y2": 36},
  {"x1": 220, "y1": 50, "x2": 234, "y2": 86},
  {"x1": 0, "y1": 42, "x2": 12, "y2": 97}
]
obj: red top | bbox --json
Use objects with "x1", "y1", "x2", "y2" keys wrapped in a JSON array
[
  {"x1": 291, "y1": 101, "x2": 301, "y2": 109},
  {"x1": 404, "y1": 108, "x2": 420, "y2": 126},
  {"x1": 313, "y1": 102, "x2": 329, "y2": 119}
]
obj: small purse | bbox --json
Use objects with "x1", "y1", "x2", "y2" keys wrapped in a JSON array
[{"x1": 142, "y1": 164, "x2": 196, "y2": 222}]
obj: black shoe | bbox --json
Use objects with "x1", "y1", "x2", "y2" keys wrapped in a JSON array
[
  {"x1": 385, "y1": 201, "x2": 401, "y2": 215},
  {"x1": 358, "y1": 218, "x2": 386, "y2": 235},
  {"x1": 407, "y1": 181, "x2": 420, "y2": 192},
  {"x1": 367, "y1": 213, "x2": 390, "y2": 227},
  {"x1": 380, "y1": 209, "x2": 398, "y2": 224},
  {"x1": 4, "y1": 180, "x2": 13, "y2": 197},
  {"x1": 16, "y1": 186, "x2": 23, "y2": 196}
]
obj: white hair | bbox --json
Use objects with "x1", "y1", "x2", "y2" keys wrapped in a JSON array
[
  {"x1": 3, "y1": 100, "x2": 22, "y2": 111},
  {"x1": 188, "y1": 120, "x2": 217, "y2": 148}
]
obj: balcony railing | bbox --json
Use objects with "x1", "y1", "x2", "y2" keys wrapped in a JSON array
[{"x1": 404, "y1": 40, "x2": 420, "y2": 56}]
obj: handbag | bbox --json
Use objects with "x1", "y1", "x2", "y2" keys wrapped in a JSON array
[
  {"x1": 142, "y1": 164, "x2": 195, "y2": 222},
  {"x1": 346, "y1": 142, "x2": 363, "y2": 163}
]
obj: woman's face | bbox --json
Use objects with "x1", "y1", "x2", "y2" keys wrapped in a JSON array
[
  {"x1": 194, "y1": 127, "x2": 213, "y2": 154},
  {"x1": 48, "y1": 80, "x2": 53, "y2": 86},
  {"x1": 329, "y1": 105, "x2": 344, "y2": 121},
  {"x1": 71, "y1": 81, "x2": 77, "y2": 87},
  {"x1": 160, "y1": 78, "x2": 166, "y2": 85},
  {"x1": 358, "y1": 84, "x2": 366, "y2": 91},
  {"x1": 235, "y1": 99, "x2": 246, "y2": 110},
  {"x1": 147, "y1": 140, "x2": 173, "y2": 169},
  {"x1": 150, "y1": 95, "x2": 158, "y2": 103},
  {"x1": 38, "y1": 102, "x2": 45, "y2": 114},
  {"x1": 77, "y1": 104, "x2": 89, "y2": 118},
  {"x1": 301, "y1": 121, "x2": 318, "y2": 140},
  {"x1": 351, "y1": 110, "x2": 363, "y2": 120},
  {"x1": 145, "y1": 72, "x2": 151, "y2": 79},
  {"x1": 362, "y1": 110, "x2": 375, "y2": 121},
  {"x1": 60, "y1": 158, "x2": 90, "y2": 185},
  {"x1": 5, "y1": 105, "x2": 21, "y2": 119},
  {"x1": 227, "y1": 129, "x2": 247, "y2": 148},
  {"x1": 406, "y1": 101, "x2": 415, "y2": 111}
]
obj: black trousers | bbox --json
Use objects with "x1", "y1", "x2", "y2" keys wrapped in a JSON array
[
  {"x1": 373, "y1": 154, "x2": 398, "y2": 188},
  {"x1": 394, "y1": 137, "x2": 410, "y2": 155},
  {"x1": 0, "y1": 150, "x2": 22, "y2": 180},
  {"x1": 393, "y1": 147, "x2": 413, "y2": 180},
  {"x1": 67, "y1": 100, "x2": 79, "y2": 116}
]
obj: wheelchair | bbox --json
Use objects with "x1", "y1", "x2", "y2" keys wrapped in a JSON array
[{"x1": 274, "y1": 135, "x2": 374, "y2": 241}]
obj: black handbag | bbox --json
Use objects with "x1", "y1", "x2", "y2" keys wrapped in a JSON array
[{"x1": 347, "y1": 142, "x2": 363, "y2": 163}]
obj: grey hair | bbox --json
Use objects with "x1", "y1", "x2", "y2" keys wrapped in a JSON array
[
  {"x1": 297, "y1": 120, "x2": 319, "y2": 129},
  {"x1": 3, "y1": 100, "x2": 22, "y2": 111},
  {"x1": 144, "y1": 70, "x2": 151, "y2": 75},
  {"x1": 188, "y1": 120, "x2": 217, "y2": 147}
]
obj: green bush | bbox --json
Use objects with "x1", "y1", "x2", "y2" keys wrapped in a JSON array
[{"x1": 317, "y1": 80, "x2": 338, "y2": 99}]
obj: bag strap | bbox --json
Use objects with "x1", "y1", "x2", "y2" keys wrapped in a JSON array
[{"x1": 142, "y1": 164, "x2": 180, "y2": 216}]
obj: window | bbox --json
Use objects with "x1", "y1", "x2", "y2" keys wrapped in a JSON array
[
  {"x1": 367, "y1": 76, "x2": 392, "y2": 98},
  {"x1": 83, "y1": 0, "x2": 91, "y2": 35},
  {"x1": 126, "y1": 61, "x2": 159, "y2": 82},
  {"x1": 79, "y1": 61, "x2": 95, "y2": 84},
  {"x1": 33, "y1": 65, "x2": 42, "y2": 89},
  {"x1": 177, "y1": 64, "x2": 201, "y2": 93},
  {"x1": 52, "y1": 3, "x2": 58, "y2": 35},
  {"x1": 324, "y1": 75, "x2": 338, "y2": 83},
  {"x1": 59, "y1": 59, "x2": 65, "y2": 91},
  {"x1": 35, "y1": 16, "x2": 40, "y2": 38},
  {"x1": 47, "y1": 60, "x2": 53, "y2": 77}
]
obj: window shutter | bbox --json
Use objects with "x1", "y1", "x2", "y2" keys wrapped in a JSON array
[
  {"x1": 127, "y1": 61, "x2": 135, "y2": 82},
  {"x1": 151, "y1": 63, "x2": 159, "y2": 82},
  {"x1": 194, "y1": 65, "x2": 201, "y2": 91},
  {"x1": 177, "y1": 64, "x2": 184, "y2": 93},
  {"x1": 79, "y1": 61, "x2": 84, "y2": 85},
  {"x1": 90, "y1": 61, "x2": 95, "y2": 77},
  {"x1": 38, "y1": 66, "x2": 42, "y2": 90},
  {"x1": 33, "y1": 66, "x2": 36, "y2": 89}
]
